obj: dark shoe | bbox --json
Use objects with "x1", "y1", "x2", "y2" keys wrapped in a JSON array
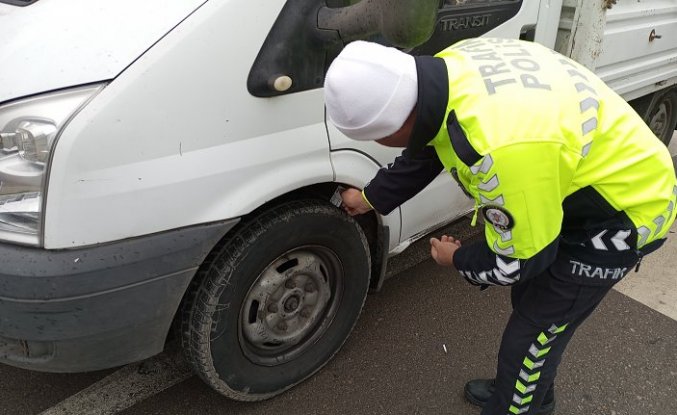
[
  {"x1": 464, "y1": 379, "x2": 496, "y2": 407},
  {"x1": 464, "y1": 378, "x2": 556, "y2": 414}
]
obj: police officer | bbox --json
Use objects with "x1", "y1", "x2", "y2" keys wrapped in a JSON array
[{"x1": 323, "y1": 38, "x2": 677, "y2": 415}]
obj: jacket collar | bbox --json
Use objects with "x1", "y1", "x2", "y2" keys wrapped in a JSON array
[{"x1": 406, "y1": 56, "x2": 449, "y2": 157}]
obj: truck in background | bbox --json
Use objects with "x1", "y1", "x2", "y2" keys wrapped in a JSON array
[
  {"x1": 367, "y1": 0, "x2": 677, "y2": 145},
  {"x1": 0, "y1": 0, "x2": 674, "y2": 402}
]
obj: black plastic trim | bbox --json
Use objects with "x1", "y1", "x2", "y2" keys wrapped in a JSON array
[
  {"x1": 248, "y1": 0, "x2": 342, "y2": 97},
  {"x1": 0, "y1": 0, "x2": 40, "y2": 6},
  {"x1": 412, "y1": 0, "x2": 524, "y2": 55},
  {"x1": 0, "y1": 219, "x2": 238, "y2": 372},
  {"x1": 369, "y1": 225, "x2": 389, "y2": 292}
]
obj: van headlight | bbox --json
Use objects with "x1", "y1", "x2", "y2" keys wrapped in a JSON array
[{"x1": 0, "y1": 85, "x2": 103, "y2": 245}]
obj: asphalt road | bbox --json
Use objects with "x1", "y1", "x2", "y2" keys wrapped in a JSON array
[
  {"x1": 1, "y1": 136, "x2": 676, "y2": 415},
  {"x1": 128, "y1": 259, "x2": 677, "y2": 415},
  {"x1": 5, "y1": 244, "x2": 676, "y2": 415}
]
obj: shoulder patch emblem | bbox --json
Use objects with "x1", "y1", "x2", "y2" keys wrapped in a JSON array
[{"x1": 481, "y1": 205, "x2": 514, "y2": 232}]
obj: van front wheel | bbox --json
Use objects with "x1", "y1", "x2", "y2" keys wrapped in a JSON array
[{"x1": 180, "y1": 200, "x2": 371, "y2": 401}]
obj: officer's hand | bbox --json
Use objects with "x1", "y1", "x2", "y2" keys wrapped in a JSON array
[
  {"x1": 430, "y1": 235, "x2": 462, "y2": 267},
  {"x1": 341, "y1": 188, "x2": 372, "y2": 216}
]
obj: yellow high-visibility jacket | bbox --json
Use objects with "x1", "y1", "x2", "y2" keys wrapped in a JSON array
[{"x1": 363, "y1": 38, "x2": 676, "y2": 286}]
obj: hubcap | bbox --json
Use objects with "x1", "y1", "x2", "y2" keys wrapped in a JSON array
[{"x1": 240, "y1": 247, "x2": 342, "y2": 366}]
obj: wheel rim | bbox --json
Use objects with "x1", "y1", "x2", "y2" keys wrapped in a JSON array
[
  {"x1": 649, "y1": 96, "x2": 673, "y2": 141},
  {"x1": 239, "y1": 246, "x2": 343, "y2": 366}
]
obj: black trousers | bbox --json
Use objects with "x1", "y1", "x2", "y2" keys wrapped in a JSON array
[{"x1": 481, "y1": 247, "x2": 638, "y2": 415}]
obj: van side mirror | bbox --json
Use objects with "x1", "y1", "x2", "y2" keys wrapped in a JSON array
[
  {"x1": 248, "y1": 0, "x2": 440, "y2": 97},
  {"x1": 317, "y1": 0, "x2": 439, "y2": 49}
]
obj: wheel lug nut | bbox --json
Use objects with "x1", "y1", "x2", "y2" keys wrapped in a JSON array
[
  {"x1": 285, "y1": 279, "x2": 296, "y2": 289},
  {"x1": 277, "y1": 322, "x2": 288, "y2": 331},
  {"x1": 300, "y1": 308, "x2": 311, "y2": 318},
  {"x1": 268, "y1": 304, "x2": 278, "y2": 313},
  {"x1": 304, "y1": 283, "x2": 315, "y2": 293}
]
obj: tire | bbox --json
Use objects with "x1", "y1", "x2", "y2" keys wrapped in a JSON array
[
  {"x1": 180, "y1": 200, "x2": 371, "y2": 401},
  {"x1": 645, "y1": 87, "x2": 677, "y2": 145}
]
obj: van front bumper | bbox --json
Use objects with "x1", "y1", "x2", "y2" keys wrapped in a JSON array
[{"x1": 0, "y1": 220, "x2": 238, "y2": 373}]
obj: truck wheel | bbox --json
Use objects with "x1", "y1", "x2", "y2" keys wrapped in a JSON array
[
  {"x1": 180, "y1": 200, "x2": 370, "y2": 401},
  {"x1": 646, "y1": 88, "x2": 677, "y2": 145}
]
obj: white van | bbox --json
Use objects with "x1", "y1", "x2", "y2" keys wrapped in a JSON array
[{"x1": 1, "y1": 0, "x2": 675, "y2": 401}]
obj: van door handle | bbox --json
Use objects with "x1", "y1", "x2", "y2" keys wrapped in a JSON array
[{"x1": 649, "y1": 29, "x2": 662, "y2": 42}]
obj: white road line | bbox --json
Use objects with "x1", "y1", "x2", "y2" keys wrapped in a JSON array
[
  {"x1": 615, "y1": 217, "x2": 677, "y2": 321},
  {"x1": 614, "y1": 136, "x2": 677, "y2": 321},
  {"x1": 39, "y1": 347, "x2": 191, "y2": 415}
]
